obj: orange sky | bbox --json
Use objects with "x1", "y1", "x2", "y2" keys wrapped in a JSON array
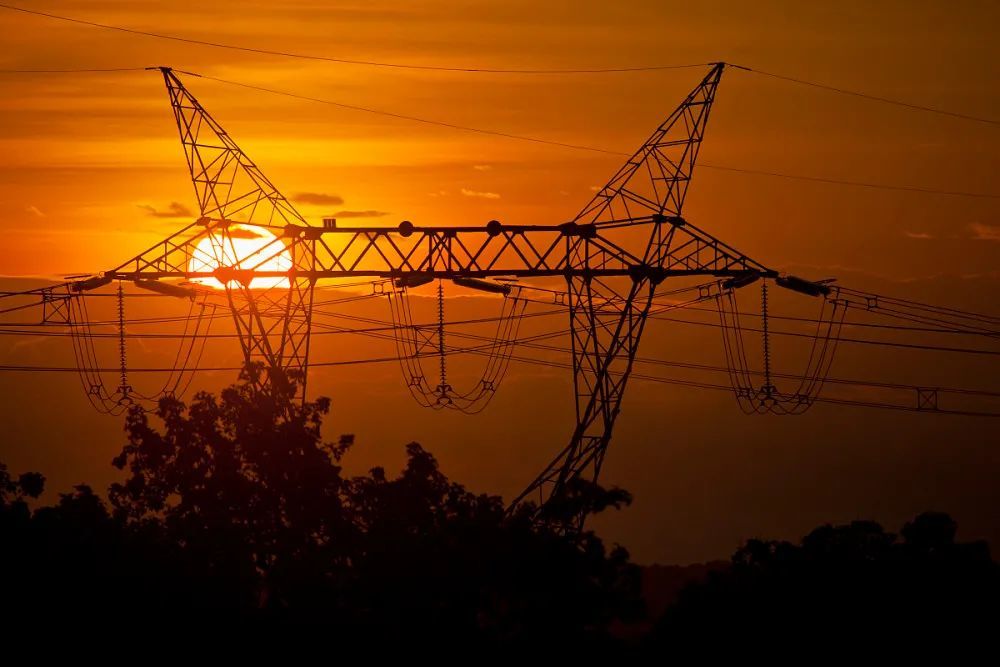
[
  {"x1": 0, "y1": 1, "x2": 998, "y2": 563},
  {"x1": 1, "y1": 0, "x2": 997, "y2": 279}
]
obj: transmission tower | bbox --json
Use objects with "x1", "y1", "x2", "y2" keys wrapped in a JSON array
[
  {"x1": 44, "y1": 63, "x2": 842, "y2": 526},
  {"x1": 157, "y1": 67, "x2": 316, "y2": 402}
]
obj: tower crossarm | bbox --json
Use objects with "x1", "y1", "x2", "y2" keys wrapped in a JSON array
[{"x1": 105, "y1": 217, "x2": 772, "y2": 282}]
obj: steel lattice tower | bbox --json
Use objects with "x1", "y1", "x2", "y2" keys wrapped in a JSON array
[{"x1": 101, "y1": 64, "x2": 779, "y2": 524}]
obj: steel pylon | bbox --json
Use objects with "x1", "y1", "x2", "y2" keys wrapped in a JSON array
[
  {"x1": 107, "y1": 64, "x2": 772, "y2": 528},
  {"x1": 510, "y1": 64, "x2": 765, "y2": 529},
  {"x1": 159, "y1": 67, "x2": 317, "y2": 402}
]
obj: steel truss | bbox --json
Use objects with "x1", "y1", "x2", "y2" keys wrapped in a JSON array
[{"x1": 82, "y1": 63, "x2": 790, "y2": 525}]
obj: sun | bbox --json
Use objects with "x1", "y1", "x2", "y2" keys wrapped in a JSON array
[{"x1": 188, "y1": 225, "x2": 293, "y2": 289}]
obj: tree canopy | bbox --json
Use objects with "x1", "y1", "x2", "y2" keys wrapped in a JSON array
[
  {"x1": 2, "y1": 378, "x2": 641, "y2": 644},
  {"x1": 1, "y1": 376, "x2": 997, "y2": 649},
  {"x1": 650, "y1": 512, "x2": 999, "y2": 650}
]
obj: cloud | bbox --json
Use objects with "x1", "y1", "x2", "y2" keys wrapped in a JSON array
[
  {"x1": 224, "y1": 227, "x2": 264, "y2": 239},
  {"x1": 472, "y1": 164, "x2": 492, "y2": 171},
  {"x1": 292, "y1": 192, "x2": 344, "y2": 206},
  {"x1": 427, "y1": 190, "x2": 448, "y2": 197},
  {"x1": 331, "y1": 210, "x2": 389, "y2": 218},
  {"x1": 969, "y1": 222, "x2": 1000, "y2": 241},
  {"x1": 904, "y1": 231, "x2": 933, "y2": 240},
  {"x1": 461, "y1": 188, "x2": 500, "y2": 199},
  {"x1": 138, "y1": 202, "x2": 193, "y2": 218},
  {"x1": 25, "y1": 205, "x2": 44, "y2": 217},
  {"x1": 588, "y1": 185, "x2": 601, "y2": 192}
]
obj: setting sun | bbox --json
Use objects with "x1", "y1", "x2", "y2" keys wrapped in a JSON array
[{"x1": 188, "y1": 225, "x2": 293, "y2": 289}]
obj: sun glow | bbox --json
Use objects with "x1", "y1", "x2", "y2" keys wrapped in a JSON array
[{"x1": 188, "y1": 225, "x2": 293, "y2": 289}]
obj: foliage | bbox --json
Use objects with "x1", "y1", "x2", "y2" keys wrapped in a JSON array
[
  {"x1": 1, "y1": 379, "x2": 641, "y2": 643},
  {"x1": 3, "y1": 377, "x2": 997, "y2": 648},
  {"x1": 650, "y1": 512, "x2": 1000, "y2": 650}
]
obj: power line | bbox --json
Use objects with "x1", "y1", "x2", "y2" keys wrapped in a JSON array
[
  {"x1": 0, "y1": 67, "x2": 147, "y2": 73},
  {"x1": 2, "y1": 284, "x2": 998, "y2": 355},
  {"x1": 3, "y1": 2, "x2": 996, "y2": 127},
  {"x1": 180, "y1": 70, "x2": 1000, "y2": 199},
  {"x1": 5, "y1": 302, "x2": 992, "y2": 338},
  {"x1": 305, "y1": 307, "x2": 1000, "y2": 417},
  {"x1": 176, "y1": 70, "x2": 624, "y2": 155},
  {"x1": 4, "y1": 62, "x2": 995, "y2": 139},
  {"x1": 642, "y1": 310, "x2": 1000, "y2": 356},
  {"x1": 30, "y1": 299, "x2": 1000, "y2": 355},
  {"x1": 0, "y1": 285, "x2": 996, "y2": 415},
  {"x1": 700, "y1": 163, "x2": 1000, "y2": 199},
  {"x1": 0, "y1": 307, "x2": 566, "y2": 339},
  {"x1": 315, "y1": 306, "x2": 1000, "y2": 399},
  {"x1": 0, "y1": 3, "x2": 708, "y2": 74},
  {"x1": 4, "y1": 347, "x2": 995, "y2": 417},
  {"x1": 3, "y1": 315, "x2": 998, "y2": 405},
  {"x1": 425, "y1": 331, "x2": 1000, "y2": 417},
  {"x1": 644, "y1": 303, "x2": 1000, "y2": 338},
  {"x1": 1, "y1": 68, "x2": 996, "y2": 197},
  {"x1": 505, "y1": 289, "x2": 1000, "y2": 354},
  {"x1": 502, "y1": 355, "x2": 1000, "y2": 417},
  {"x1": 837, "y1": 286, "x2": 1000, "y2": 325},
  {"x1": 738, "y1": 66, "x2": 1000, "y2": 127}
]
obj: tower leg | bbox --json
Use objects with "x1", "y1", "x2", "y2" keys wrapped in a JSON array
[
  {"x1": 511, "y1": 273, "x2": 655, "y2": 531},
  {"x1": 223, "y1": 274, "x2": 314, "y2": 404}
]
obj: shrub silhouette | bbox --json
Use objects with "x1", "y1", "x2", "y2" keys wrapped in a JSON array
[
  {"x1": 649, "y1": 513, "x2": 999, "y2": 650},
  {"x1": 1, "y1": 378, "x2": 641, "y2": 643},
  {"x1": 3, "y1": 377, "x2": 997, "y2": 647}
]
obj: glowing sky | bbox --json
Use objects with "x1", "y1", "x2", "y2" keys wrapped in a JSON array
[
  {"x1": 0, "y1": 1, "x2": 998, "y2": 563},
  {"x1": 0, "y1": 0, "x2": 996, "y2": 280}
]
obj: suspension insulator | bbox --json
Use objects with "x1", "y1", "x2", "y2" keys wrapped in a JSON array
[
  {"x1": 437, "y1": 280, "x2": 447, "y2": 389},
  {"x1": 776, "y1": 274, "x2": 831, "y2": 297},
  {"x1": 722, "y1": 271, "x2": 761, "y2": 290},
  {"x1": 71, "y1": 275, "x2": 113, "y2": 292},
  {"x1": 394, "y1": 274, "x2": 435, "y2": 289},
  {"x1": 761, "y1": 280, "x2": 774, "y2": 401},
  {"x1": 116, "y1": 282, "x2": 132, "y2": 403},
  {"x1": 134, "y1": 279, "x2": 196, "y2": 300},
  {"x1": 452, "y1": 277, "x2": 511, "y2": 295}
]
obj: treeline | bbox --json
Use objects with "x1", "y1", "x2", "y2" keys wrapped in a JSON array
[{"x1": 1, "y1": 379, "x2": 997, "y2": 647}]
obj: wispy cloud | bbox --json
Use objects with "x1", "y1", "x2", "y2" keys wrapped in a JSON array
[
  {"x1": 904, "y1": 231, "x2": 933, "y2": 240},
  {"x1": 331, "y1": 210, "x2": 389, "y2": 218},
  {"x1": 138, "y1": 202, "x2": 193, "y2": 218},
  {"x1": 461, "y1": 188, "x2": 500, "y2": 199},
  {"x1": 25, "y1": 205, "x2": 45, "y2": 217},
  {"x1": 472, "y1": 164, "x2": 492, "y2": 171},
  {"x1": 969, "y1": 222, "x2": 1000, "y2": 241},
  {"x1": 292, "y1": 192, "x2": 344, "y2": 206},
  {"x1": 225, "y1": 227, "x2": 264, "y2": 239}
]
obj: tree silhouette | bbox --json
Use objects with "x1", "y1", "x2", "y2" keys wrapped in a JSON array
[
  {"x1": 2, "y1": 374, "x2": 641, "y2": 642},
  {"x1": 109, "y1": 374, "x2": 354, "y2": 613},
  {"x1": 4, "y1": 376, "x2": 997, "y2": 648},
  {"x1": 342, "y1": 443, "x2": 642, "y2": 642},
  {"x1": 650, "y1": 513, "x2": 1000, "y2": 651}
]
